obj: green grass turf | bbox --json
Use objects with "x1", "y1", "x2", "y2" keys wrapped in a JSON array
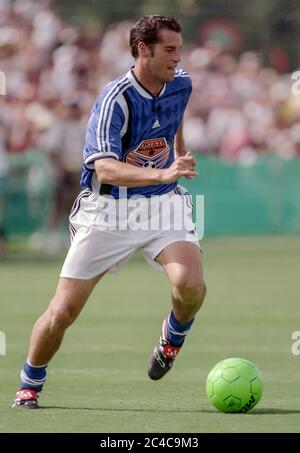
[{"x1": 0, "y1": 235, "x2": 299, "y2": 433}]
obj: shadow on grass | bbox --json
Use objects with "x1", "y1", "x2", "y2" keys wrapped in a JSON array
[
  {"x1": 39, "y1": 406, "x2": 300, "y2": 415},
  {"x1": 247, "y1": 408, "x2": 300, "y2": 415}
]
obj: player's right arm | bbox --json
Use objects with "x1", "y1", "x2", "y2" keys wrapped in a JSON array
[{"x1": 95, "y1": 154, "x2": 198, "y2": 187}]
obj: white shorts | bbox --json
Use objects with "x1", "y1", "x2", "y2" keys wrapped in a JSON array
[{"x1": 60, "y1": 185, "x2": 200, "y2": 279}]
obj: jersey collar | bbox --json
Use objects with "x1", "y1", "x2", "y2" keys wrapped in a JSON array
[{"x1": 127, "y1": 69, "x2": 166, "y2": 99}]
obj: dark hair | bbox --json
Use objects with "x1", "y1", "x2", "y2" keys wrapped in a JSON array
[{"x1": 129, "y1": 15, "x2": 182, "y2": 58}]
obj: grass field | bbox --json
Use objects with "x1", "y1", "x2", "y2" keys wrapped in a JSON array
[{"x1": 0, "y1": 236, "x2": 299, "y2": 433}]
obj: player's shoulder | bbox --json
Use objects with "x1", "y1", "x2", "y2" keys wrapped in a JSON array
[
  {"x1": 175, "y1": 68, "x2": 190, "y2": 78},
  {"x1": 91, "y1": 73, "x2": 131, "y2": 116},
  {"x1": 99, "y1": 73, "x2": 131, "y2": 99},
  {"x1": 173, "y1": 68, "x2": 192, "y2": 90}
]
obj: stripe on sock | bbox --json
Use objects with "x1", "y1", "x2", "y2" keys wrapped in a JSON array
[
  {"x1": 20, "y1": 361, "x2": 48, "y2": 392},
  {"x1": 162, "y1": 311, "x2": 195, "y2": 347}
]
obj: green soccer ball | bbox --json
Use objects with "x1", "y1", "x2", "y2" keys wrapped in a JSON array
[{"x1": 206, "y1": 357, "x2": 263, "y2": 413}]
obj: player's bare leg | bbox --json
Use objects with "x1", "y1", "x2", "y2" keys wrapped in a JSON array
[
  {"x1": 148, "y1": 242, "x2": 206, "y2": 380},
  {"x1": 28, "y1": 274, "x2": 106, "y2": 364},
  {"x1": 12, "y1": 272, "x2": 105, "y2": 408},
  {"x1": 160, "y1": 242, "x2": 206, "y2": 323}
]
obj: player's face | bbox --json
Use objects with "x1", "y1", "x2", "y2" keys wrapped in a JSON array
[{"x1": 148, "y1": 29, "x2": 182, "y2": 83}]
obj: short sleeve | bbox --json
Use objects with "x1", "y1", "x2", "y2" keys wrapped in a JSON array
[{"x1": 83, "y1": 96, "x2": 125, "y2": 169}]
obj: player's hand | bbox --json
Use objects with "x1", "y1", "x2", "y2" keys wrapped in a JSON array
[
  {"x1": 183, "y1": 151, "x2": 197, "y2": 179},
  {"x1": 185, "y1": 151, "x2": 197, "y2": 168},
  {"x1": 162, "y1": 152, "x2": 198, "y2": 183}
]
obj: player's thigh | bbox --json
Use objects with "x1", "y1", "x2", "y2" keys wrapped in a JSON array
[
  {"x1": 155, "y1": 241, "x2": 204, "y2": 289},
  {"x1": 48, "y1": 272, "x2": 106, "y2": 321}
]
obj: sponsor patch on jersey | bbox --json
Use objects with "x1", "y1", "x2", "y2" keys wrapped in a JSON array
[{"x1": 125, "y1": 138, "x2": 170, "y2": 168}]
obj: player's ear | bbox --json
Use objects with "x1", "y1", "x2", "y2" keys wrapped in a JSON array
[{"x1": 138, "y1": 42, "x2": 150, "y2": 57}]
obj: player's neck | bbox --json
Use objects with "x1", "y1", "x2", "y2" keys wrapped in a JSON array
[{"x1": 133, "y1": 66, "x2": 163, "y2": 97}]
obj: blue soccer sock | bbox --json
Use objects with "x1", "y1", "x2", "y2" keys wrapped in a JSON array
[
  {"x1": 161, "y1": 311, "x2": 195, "y2": 347},
  {"x1": 20, "y1": 360, "x2": 48, "y2": 392}
]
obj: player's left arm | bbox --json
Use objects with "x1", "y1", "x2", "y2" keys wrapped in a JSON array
[
  {"x1": 174, "y1": 120, "x2": 187, "y2": 159},
  {"x1": 174, "y1": 119, "x2": 197, "y2": 179},
  {"x1": 175, "y1": 118, "x2": 196, "y2": 165}
]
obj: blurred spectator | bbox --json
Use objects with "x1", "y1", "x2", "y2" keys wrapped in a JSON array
[
  {"x1": 6, "y1": 100, "x2": 33, "y2": 153},
  {"x1": 40, "y1": 100, "x2": 86, "y2": 231}
]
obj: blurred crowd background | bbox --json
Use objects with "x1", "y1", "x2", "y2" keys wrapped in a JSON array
[{"x1": 0, "y1": 0, "x2": 299, "y2": 254}]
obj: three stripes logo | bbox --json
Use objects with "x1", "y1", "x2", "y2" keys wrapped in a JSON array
[{"x1": 152, "y1": 119, "x2": 160, "y2": 129}]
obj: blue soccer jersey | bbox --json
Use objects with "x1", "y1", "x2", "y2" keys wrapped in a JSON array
[{"x1": 81, "y1": 68, "x2": 192, "y2": 198}]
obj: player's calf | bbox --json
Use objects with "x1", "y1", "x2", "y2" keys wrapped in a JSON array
[{"x1": 171, "y1": 279, "x2": 206, "y2": 322}]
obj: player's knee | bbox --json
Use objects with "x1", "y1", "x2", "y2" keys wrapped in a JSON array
[
  {"x1": 48, "y1": 304, "x2": 78, "y2": 330},
  {"x1": 174, "y1": 276, "x2": 206, "y2": 307}
]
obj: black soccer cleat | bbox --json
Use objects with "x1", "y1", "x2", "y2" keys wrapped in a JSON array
[
  {"x1": 12, "y1": 389, "x2": 39, "y2": 409},
  {"x1": 148, "y1": 339, "x2": 181, "y2": 380}
]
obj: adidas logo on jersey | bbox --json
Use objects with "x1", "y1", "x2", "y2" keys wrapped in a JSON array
[{"x1": 152, "y1": 119, "x2": 160, "y2": 129}]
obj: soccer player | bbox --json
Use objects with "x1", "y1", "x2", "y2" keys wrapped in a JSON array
[{"x1": 13, "y1": 15, "x2": 207, "y2": 409}]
